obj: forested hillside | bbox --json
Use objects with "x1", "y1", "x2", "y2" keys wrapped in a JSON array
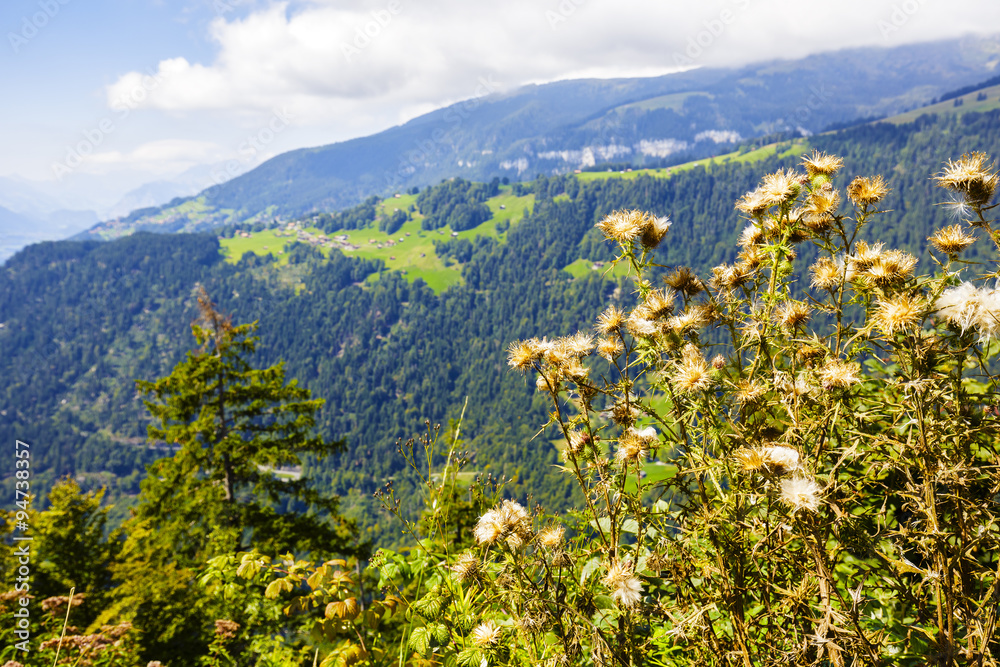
[{"x1": 4, "y1": 110, "x2": 1000, "y2": 539}]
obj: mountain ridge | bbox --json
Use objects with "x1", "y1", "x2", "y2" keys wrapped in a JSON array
[{"x1": 75, "y1": 34, "x2": 1000, "y2": 241}]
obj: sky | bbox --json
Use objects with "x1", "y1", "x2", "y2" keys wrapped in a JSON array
[{"x1": 2, "y1": 0, "x2": 1000, "y2": 216}]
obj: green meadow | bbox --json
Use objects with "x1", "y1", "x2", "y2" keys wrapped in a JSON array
[{"x1": 220, "y1": 188, "x2": 535, "y2": 294}]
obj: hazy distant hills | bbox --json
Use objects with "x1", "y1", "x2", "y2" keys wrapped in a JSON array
[{"x1": 77, "y1": 34, "x2": 1000, "y2": 240}]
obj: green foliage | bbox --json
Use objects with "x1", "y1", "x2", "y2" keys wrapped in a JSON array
[{"x1": 417, "y1": 177, "x2": 498, "y2": 231}]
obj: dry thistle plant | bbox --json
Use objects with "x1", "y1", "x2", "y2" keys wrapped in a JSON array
[{"x1": 372, "y1": 152, "x2": 1000, "y2": 667}]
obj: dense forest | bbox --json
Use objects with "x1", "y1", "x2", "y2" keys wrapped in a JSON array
[{"x1": 3, "y1": 110, "x2": 1000, "y2": 540}]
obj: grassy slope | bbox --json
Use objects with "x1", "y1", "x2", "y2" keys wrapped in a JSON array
[
  {"x1": 221, "y1": 138, "x2": 819, "y2": 293},
  {"x1": 219, "y1": 188, "x2": 536, "y2": 294},
  {"x1": 575, "y1": 138, "x2": 811, "y2": 183},
  {"x1": 883, "y1": 84, "x2": 1000, "y2": 125}
]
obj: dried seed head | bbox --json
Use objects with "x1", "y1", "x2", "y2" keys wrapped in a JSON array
[
  {"x1": 596, "y1": 209, "x2": 649, "y2": 244},
  {"x1": 214, "y1": 620, "x2": 240, "y2": 641},
  {"x1": 734, "y1": 445, "x2": 800, "y2": 475},
  {"x1": 734, "y1": 378, "x2": 766, "y2": 405},
  {"x1": 928, "y1": 224, "x2": 977, "y2": 255},
  {"x1": 780, "y1": 476, "x2": 823, "y2": 512},
  {"x1": 775, "y1": 301, "x2": 811, "y2": 331},
  {"x1": 615, "y1": 425, "x2": 655, "y2": 464},
  {"x1": 451, "y1": 553, "x2": 481, "y2": 582},
  {"x1": 626, "y1": 309, "x2": 658, "y2": 338},
  {"x1": 711, "y1": 263, "x2": 751, "y2": 290},
  {"x1": 936, "y1": 151, "x2": 999, "y2": 207},
  {"x1": 810, "y1": 256, "x2": 843, "y2": 290},
  {"x1": 761, "y1": 169, "x2": 803, "y2": 204},
  {"x1": 738, "y1": 223, "x2": 765, "y2": 248},
  {"x1": 555, "y1": 332, "x2": 593, "y2": 357},
  {"x1": 818, "y1": 359, "x2": 861, "y2": 389},
  {"x1": 640, "y1": 215, "x2": 671, "y2": 249},
  {"x1": 663, "y1": 266, "x2": 704, "y2": 295},
  {"x1": 847, "y1": 175, "x2": 889, "y2": 207},
  {"x1": 596, "y1": 336, "x2": 624, "y2": 361},
  {"x1": 672, "y1": 343, "x2": 712, "y2": 393},
  {"x1": 874, "y1": 294, "x2": 924, "y2": 335},
  {"x1": 596, "y1": 305, "x2": 626, "y2": 334},
  {"x1": 471, "y1": 620, "x2": 503, "y2": 647},
  {"x1": 850, "y1": 240, "x2": 884, "y2": 273},
  {"x1": 641, "y1": 289, "x2": 676, "y2": 319},
  {"x1": 801, "y1": 151, "x2": 844, "y2": 177},
  {"x1": 860, "y1": 250, "x2": 917, "y2": 288},
  {"x1": 603, "y1": 559, "x2": 643, "y2": 608},
  {"x1": 507, "y1": 339, "x2": 544, "y2": 371},
  {"x1": 538, "y1": 526, "x2": 565, "y2": 549},
  {"x1": 735, "y1": 187, "x2": 774, "y2": 216}
]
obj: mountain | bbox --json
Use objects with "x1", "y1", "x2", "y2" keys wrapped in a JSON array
[
  {"x1": 7, "y1": 107, "x2": 1000, "y2": 540},
  {"x1": 0, "y1": 205, "x2": 98, "y2": 262},
  {"x1": 78, "y1": 35, "x2": 1000, "y2": 240}
]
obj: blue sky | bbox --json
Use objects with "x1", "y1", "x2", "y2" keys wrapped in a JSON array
[{"x1": 3, "y1": 0, "x2": 1000, "y2": 216}]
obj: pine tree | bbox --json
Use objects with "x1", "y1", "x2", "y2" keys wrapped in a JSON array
[
  {"x1": 133, "y1": 286, "x2": 353, "y2": 560},
  {"x1": 111, "y1": 287, "x2": 357, "y2": 663}
]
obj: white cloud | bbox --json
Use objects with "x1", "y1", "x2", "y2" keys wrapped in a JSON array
[
  {"x1": 81, "y1": 139, "x2": 229, "y2": 177},
  {"x1": 105, "y1": 0, "x2": 1000, "y2": 139}
]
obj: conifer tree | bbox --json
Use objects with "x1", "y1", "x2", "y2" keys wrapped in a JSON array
[
  {"x1": 133, "y1": 286, "x2": 354, "y2": 561},
  {"x1": 111, "y1": 287, "x2": 356, "y2": 663}
]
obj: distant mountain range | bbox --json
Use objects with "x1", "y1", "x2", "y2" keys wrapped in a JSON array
[{"x1": 73, "y1": 34, "x2": 1000, "y2": 241}]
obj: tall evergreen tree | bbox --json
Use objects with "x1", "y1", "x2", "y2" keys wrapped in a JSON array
[
  {"x1": 134, "y1": 286, "x2": 354, "y2": 561},
  {"x1": 109, "y1": 287, "x2": 356, "y2": 663}
]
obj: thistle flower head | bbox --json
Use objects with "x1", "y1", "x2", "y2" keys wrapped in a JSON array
[
  {"x1": 672, "y1": 343, "x2": 712, "y2": 393},
  {"x1": 873, "y1": 293, "x2": 924, "y2": 336},
  {"x1": 615, "y1": 425, "x2": 655, "y2": 464},
  {"x1": 626, "y1": 309, "x2": 658, "y2": 338},
  {"x1": 800, "y1": 188, "x2": 840, "y2": 233},
  {"x1": 850, "y1": 240, "x2": 885, "y2": 272},
  {"x1": 663, "y1": 266, "x2": 704, "y2": 295},
  {"x1": 780, "y1": 475, "x2": 823, "y2": 512},
  {"x1": 640, "y1": 215, "x2": 672, "y2": 249},
  {"x1": 738, "y1": 223, "x2": 765, "y2": 248},
  {"x1": 761, "y1": 169, "x2": 803, "y2": 204},
  {"x1": 471, "y1": 620, "x2": 503, "y2": 647},
  {"x1": 596, "y1": 305, "x2": 626, "y2": 334},
  {"x1": 860, "y1": 250, "x2": 917, "y2": 288},
  {"x1": 640, "y1": 289, "x2": 676, "y2": 319},
  {"x1": 801, "y1": 151, "x2": 844, "y2": 178},
  {"x1": 735, "y1": 187, "x2": 775, "y2": 216},
  {"x1": 596, "y1": 209, "x2": 670, "y2": 248},
  {"x1": 711, "y1": 263, "x2": 751, "y2": 290},
  {"x1": 538, "y1": 526, "x2": 565, "y2": 549},
  {"x1": 507, "y1": 339, "x2": 543, "y2": 371},
  {"x1": 775, "y1": 301, "x2": 811, "y2": 331},
  {"x1": 928, "y1": 225, "x2": 977, "y2": 255},
  {"x1": 556, "y1": 332, "x2": 593, "y2": 357},
  {"x1": 603, "y1": 559, "x2": 643, "y2": 608},
  {"x1": 734, "y1": 378, "x2": 766, "y2": 405},
  {"x1": 450, "y1": 553, "x2": 480, "y2": 582},
  {"x1": 810, "y1": 256, "x2": 842, "y2": 290},
  {"x1": 847, "y1": 175, "x2": 889, "y2": 207},
  {"x1": 936, "y1": 152, "x2": 999, "y2": 207},
  {"x1": 734, "y1": 445, "x2": 800, "y2": 476},
  {"x1": 597, "y1": 336, "x2": 624, "y2": 361},
  {"x1": 818, "y1": 359, "x2": 861, "y2": 389}
]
